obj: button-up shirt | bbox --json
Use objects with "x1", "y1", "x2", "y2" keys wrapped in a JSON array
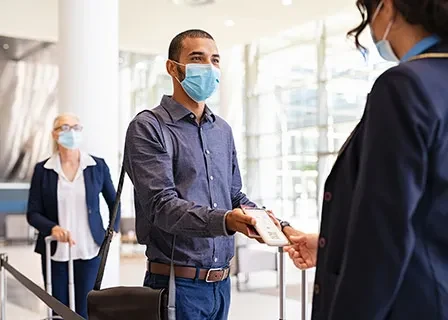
[{"x1": 124, "y1": 95, "x2": 255, "y2": 268}]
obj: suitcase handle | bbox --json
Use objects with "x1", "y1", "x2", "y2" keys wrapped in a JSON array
[
  {"x1": 278, "y1": 247, "x2": 308, "y2": 320},
  {"x1": 45, "y1": 236, "x2": 75, "y2": 319}
]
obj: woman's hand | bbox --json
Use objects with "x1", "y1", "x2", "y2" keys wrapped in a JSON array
[
  {"x1": 51, "y1": 225, "x2": 76, "y2": 246},
  {"x1": 284, "y1": 233, "x2": 318, "y2": 270}
]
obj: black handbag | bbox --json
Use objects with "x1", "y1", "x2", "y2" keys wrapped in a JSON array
[{"x1": 87, "y1": 109, "x2": 177, "y2": 320}]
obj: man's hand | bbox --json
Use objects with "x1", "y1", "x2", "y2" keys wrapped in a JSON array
[
  {"x1": 284, "y1": 233, "x2": 318, "y2": 270},
  {"x1": 51, "y1": 225, "x2": 76, "y2": 246},
  {"x1": 225, "y1": 208, "x2": 256, "y2": 236}
]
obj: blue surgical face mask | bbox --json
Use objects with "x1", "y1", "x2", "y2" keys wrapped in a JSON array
[
  {"x1": 370, "y1": 1, "x2": 399, "y2": 62},
  {"x1": 58, "y1": 130, "x2": 82, "y2": 150},
  {"x1": 172, "y1": 62, "x2": 221, "y2": 102}
]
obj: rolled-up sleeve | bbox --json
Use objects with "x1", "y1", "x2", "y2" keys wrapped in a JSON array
[{"x1": 124, "y1": 117, "x2": 229, "y2": 237}]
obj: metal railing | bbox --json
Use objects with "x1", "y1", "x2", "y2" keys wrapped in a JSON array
[{"x1": 0, "y1": 238, "x2": 310, "y2": 320}]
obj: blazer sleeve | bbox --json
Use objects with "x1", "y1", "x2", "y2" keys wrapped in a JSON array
[
  {"x1": 329, "y1": 68, "x2": 435, "y2": 319},
  {"x1": 26, "y1": 164, "x2": 57, "y2": 235},
  {"x1": 100, "y1": 159, "x2": 121, "y2": 232}
]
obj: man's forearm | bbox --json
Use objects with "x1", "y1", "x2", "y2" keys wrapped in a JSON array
[{"x1": 145, "y1": 192, "x2": 230, "y2": 238}]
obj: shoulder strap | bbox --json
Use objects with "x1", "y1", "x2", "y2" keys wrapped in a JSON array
[
  {"x1": 93, "y1": 163, "x2": 125, "y2": 290},
  {"x1": 148, "y1": 107, "x2": 177, "y2": 317},
  {"x1": 149, "y1": 107, "x2": 174, "y2": 156},
  {"x1": 93, "y1": 107, "x2": 177, "y2": 318}
]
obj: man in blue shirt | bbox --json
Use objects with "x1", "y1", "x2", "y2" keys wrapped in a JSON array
[{"x1": 124, "y1": 29, "x2": 259, "y2": 319}]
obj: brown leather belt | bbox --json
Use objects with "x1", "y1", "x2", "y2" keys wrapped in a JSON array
[{"x1": 148, "y1": 262, "x2": 230, "y2": 283}]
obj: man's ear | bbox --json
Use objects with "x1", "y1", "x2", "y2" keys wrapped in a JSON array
[{"x1": 166, "y1": 60, "x2": 176, "y2": 78}]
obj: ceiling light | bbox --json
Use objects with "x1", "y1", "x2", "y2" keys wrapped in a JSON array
[
  {"x1": 171, "y1": 0, "x2": 217, "y2": 6},
  {"x1": 224, "y1": 19, "x2": 235, "y2": 27},
  {"x1": 282, "y1": 0, "x2": 292, "y2": 5}
]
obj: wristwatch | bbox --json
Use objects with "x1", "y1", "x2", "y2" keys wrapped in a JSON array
[{"x1": 280, "y1": 220, "x2": 291, "y2": 231}]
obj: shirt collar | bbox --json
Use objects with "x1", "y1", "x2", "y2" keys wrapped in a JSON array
[
  {"x1": 160, "y1": 95, "x2": 216, "y2": 123},
  {"x1": 44, "y1": 151, "x2": 96, "y2": 173},
  {"x1": 401, "y1": 35, "x2": 441, "y2": 62}
]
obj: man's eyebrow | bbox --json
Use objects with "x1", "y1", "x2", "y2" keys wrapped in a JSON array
[
  {"x1": 188, "y1": 51, "x2": 205, "y2": 56},
  {"x1": 187, "y1": 52, "x2": 220, "y2": 59}
]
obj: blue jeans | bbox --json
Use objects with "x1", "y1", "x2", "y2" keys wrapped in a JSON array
[
  {"x1": 144, "y1": 271, "x2": 231, "y2": 320},
  {"x1": 41, "y1": 255, "x2": 100, "y2": 319}
]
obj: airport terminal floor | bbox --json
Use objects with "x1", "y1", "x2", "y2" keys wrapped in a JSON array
[{"x1": 2, "y1": 243, "x2": 315, "y2": 320}]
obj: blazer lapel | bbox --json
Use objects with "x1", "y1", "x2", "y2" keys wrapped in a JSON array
[
  {"x1": 337, "y1": 122, "x2": 361, "y2": 158},
  {"x1": 337, "y1": 93, "x2": 371, "y2": 159},
  {"x1": 83, "y1": 166, "x2": 93, "y2": 213},
  {"x1": 47, "y1": 169, "x2": 59, "y2": 223}
]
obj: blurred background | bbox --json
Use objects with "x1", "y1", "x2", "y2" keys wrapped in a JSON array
[{"x1": 0, "y1": 0, "x2": 395, "y2": 319}]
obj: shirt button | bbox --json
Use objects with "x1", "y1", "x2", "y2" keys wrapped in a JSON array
[
  {"x1": 319, "y1": 237, "x2": 326, "y2": 248},
  {"x1": 314, "y1": 284, "x2": 320, "y2": 295},
  {"x1": 210, "y1": 176, "x2": 214, "y2": 180},
  {"x1": 189, "y1": 114, "x2": 195, "y2": 119},
  {"x1": 214, "y1": 257, "x2": 218, "y2": 262},
  {"x1": 205, "y1": 150, "x2": 210, "y2": 155},
  {"x1": 324, "y1": 192, "x2": 332, "y2": 202},
  {"x1": 88, "y1": 209, "x2": 92, "y2": 214},
  {"x1": 213, "y1": 203, "x2": 218, "y2": 208}
]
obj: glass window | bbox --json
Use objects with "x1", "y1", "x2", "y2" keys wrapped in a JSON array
[{"x1": 245, "y1": 13, "x2": 395, "y2": 227}]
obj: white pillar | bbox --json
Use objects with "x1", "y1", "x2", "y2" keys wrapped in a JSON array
[
  {"x1": 58, "y1": 0, "x2": 120, "y2": 288},
  {"x1": 219, "y1": 46, "x2": 244, "y2": 151}
]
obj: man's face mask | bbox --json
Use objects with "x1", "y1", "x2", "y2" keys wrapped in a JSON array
[{"x1": 171, "y1": 61, "x2": 221, "y2": 102}]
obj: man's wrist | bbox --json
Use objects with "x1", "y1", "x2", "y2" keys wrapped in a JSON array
[
  {"x1": 208, "y1": 209, "x2": 231, "y2": 237},
  {"x1": 223, "y1": 211, "x2": 236, "y2": 236}
]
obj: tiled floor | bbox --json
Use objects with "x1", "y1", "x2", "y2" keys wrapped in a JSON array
[{"x1": 0, "y1": 243, "x2": 315, "y2": 320}]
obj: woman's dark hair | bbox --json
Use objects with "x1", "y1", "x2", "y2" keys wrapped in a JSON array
[{"x1": 347, "y1": 0, "x2": 448, "y2": 51}]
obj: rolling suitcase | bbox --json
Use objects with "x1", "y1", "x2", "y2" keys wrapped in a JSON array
[
  {"x1": 44, "y1": 236, "x2": 75, "y2": 320},
  {"x1": 278, "y1": 247, "x2": 308, "y2": 320}
]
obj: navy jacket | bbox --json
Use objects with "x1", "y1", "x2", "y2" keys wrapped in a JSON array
[
  {"x1": 26, "y1": 155, "x2": 120, "y2": 256},
  {"x1": 312, "y1": 42, "x2": 448, "y2": 320}
]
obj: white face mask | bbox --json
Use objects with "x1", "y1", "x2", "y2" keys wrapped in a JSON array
[{"x1": 370, "y1": 0, "x2": 399, "y2": 62}]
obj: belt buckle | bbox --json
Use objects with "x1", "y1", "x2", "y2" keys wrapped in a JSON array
[{"x1": 205, "y1": 268, "x2": 225, "y2": 283}]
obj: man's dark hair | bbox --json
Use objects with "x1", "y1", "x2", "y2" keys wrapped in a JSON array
[
  {"x1": 168, "y1": 29, "x2": 214, "y2": 62},
  {"x1": 347, "y1": 0, "x2": 448, "y2": 51}
]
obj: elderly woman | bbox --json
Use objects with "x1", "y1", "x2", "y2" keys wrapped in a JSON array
[{"x1": 26, "y1": 113, "x2": 120, "y2": 318}]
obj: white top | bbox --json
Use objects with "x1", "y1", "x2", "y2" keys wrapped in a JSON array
[{"x1": 44, "y1": 152, "x2": 100, "y2": 262}]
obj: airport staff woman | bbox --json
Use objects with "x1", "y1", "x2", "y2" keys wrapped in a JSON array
[
  {"x1": 26, "y1": 113, "x2": 120, "y2": 318},
  {"x1": 284, "y1": 0, "x2": 448, "y2": 319}
]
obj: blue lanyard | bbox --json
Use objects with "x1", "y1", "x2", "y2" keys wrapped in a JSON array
[{"x1": 401, "y1": 35, "x2": 441, "y2": 62}]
